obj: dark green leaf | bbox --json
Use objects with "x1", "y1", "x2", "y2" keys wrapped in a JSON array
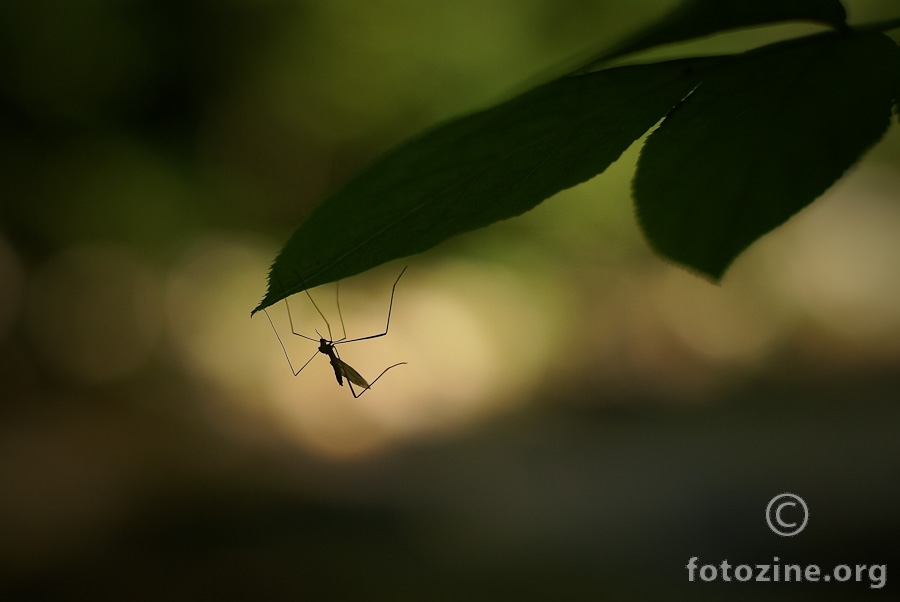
[
  {"x1": 586, "y1": 0, "x2": 847, "y2": 67},
  {"x1": 633, "y1": 32, "x2": 900, "y2": 279},
  {"x1": 253, "y1": 58, "x2": 713, "y2": 314}
]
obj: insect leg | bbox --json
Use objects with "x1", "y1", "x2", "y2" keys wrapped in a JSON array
[
  {"x1": 272, "y1": 270, "x2": 318, "y2": 342},
  {"x1": 264, "y1": 308, "x2": 320, "y2": 375},
  {"x1": 334, "y1": 266, "x2": 407, "y2": 346},
  {"x1": 334, "y1": 280, "x2": 348, "y2": 343},
  {"x1": 348, "y1": 362, "x2": 407, "y2": 398},
  {"x1": 294, "y1": 270, "x2": 334, "y2": 342}
]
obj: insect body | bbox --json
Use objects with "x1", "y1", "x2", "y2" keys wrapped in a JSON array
[
  {"x1": 264, "y1": 267, "x2": 407, "y2": 398},
  {"x1": 318, "y1": 336, "x2": 374, "y2": 389}
]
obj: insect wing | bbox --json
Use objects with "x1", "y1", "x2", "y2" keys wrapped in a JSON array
[{"x1": 336, "y1": 358, "x2": 370, "y2": 389}]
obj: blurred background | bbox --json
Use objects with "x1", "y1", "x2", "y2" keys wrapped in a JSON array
[{"x1": 2, "y1": 0, "x2": 899, "y2": 599}]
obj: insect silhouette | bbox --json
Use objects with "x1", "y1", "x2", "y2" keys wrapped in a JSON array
[{"x1": 264, "y1": 267, "x2": 407, "y2": 398}]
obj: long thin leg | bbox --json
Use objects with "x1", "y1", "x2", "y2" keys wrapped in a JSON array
[
  {"x1": 334, "y1": 266, "x2": 407, "y2": 347},
  {"x1": 334, "y1": 280, "x2": 348, "y2": 343},
  {"x1": 348, "y1": 362, "x2": 408, "y2": 398},
  {"x1": 284, "y1": 295, "x2": 319, "y2": 343},
  {"x1": 279, "y1": 272, "x2": 331, "y2": 343},
  {"x1": 303, "y1": 289, "x2": 333, "y2": 342},
  {"x1": 273, "y1": 270, "x2": 319, "y2": 342},
  {"x1": 334, "y1": 346, "x2": 405, "y2": 398},
  {"x1": 264, "y1": 309, "x2": 320, "y2": 375}
]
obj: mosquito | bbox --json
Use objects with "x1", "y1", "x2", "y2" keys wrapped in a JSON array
[{"x1": 264, "y1": 267, "x2": 407, "y2": 398}]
